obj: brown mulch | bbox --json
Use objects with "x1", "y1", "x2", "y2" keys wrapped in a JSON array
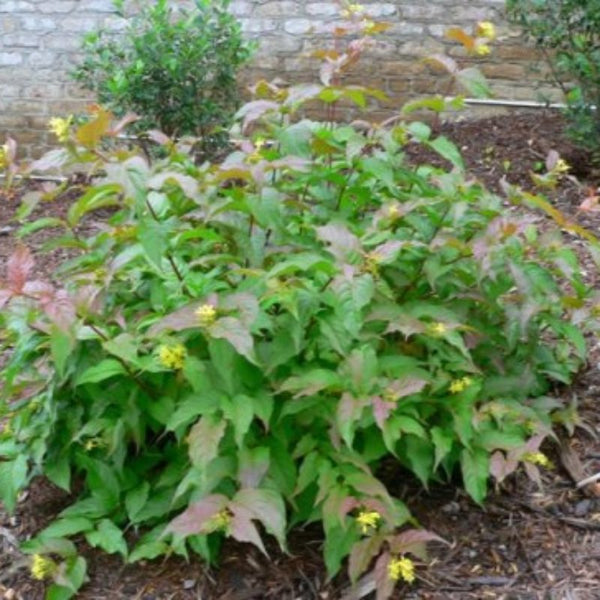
[{"x1": 2, "y1": 111, "x2": 600, "y2": 599}]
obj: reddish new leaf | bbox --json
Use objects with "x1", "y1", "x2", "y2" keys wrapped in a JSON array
[
  {"x1": 188, "y1": 415, "x2": 226, "y2": 470},
  {"x1": 228, "y1": 503, "x2": 267, "y2": 555},
  {"x1": 349, "y1": 534, "x2": 386, "y2": 584},
  {"x1": 232, "y1": 488, "x2": 287, "y2": 550},
  {"x1": 7, "y1": 245, "x2": 34, "y2": 293},
  {"x1": 373, "y1": 551, "x2": 395, "y2": 600},
  {"x1": 387, "y1": 528, "x2": 448, "y2": 559},
  {"x1": 165, "y1": 494, "x2": 228, "y2": 536},
  {"x1": 210, "y1": 317, "x2": 257, "y2": 364}
]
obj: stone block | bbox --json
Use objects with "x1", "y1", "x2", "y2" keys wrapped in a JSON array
[{"x1": 0, "y1": 52, "x2": 23, "y2": 65}]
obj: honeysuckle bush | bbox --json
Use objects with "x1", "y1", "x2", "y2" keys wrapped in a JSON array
[{"x1": 1, "y1": 8, "x2": 599, "y2": 600}]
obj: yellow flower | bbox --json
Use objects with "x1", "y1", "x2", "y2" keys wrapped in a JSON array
[
  {"x1": 356, "y1": 509, "x2": 381, "y2": 534},
  {"x1": 476, "y1": 21, "x2": 496, "y2": 40},
  {"x1": 195, "y1": 304, "x2": 217, "y2": 327},
  {"x1": 387, "y1": 204, "x2": 401, "y2": 219},
  {"x1": 48, "y1": 115, "x2": 73, "y2": 142},
  {"x1": 388, "y1": 555, "x2": 416, "y2": 583},
  {"x1": 342, "y1": 3, "x2": 365, "y2": 17},
  {"x1": 475, "y1": 43, "x2": 491, "y2": 57},
  {"x1": 158, "y1": 344, "x2": 187, "y2": 370},
  {"x1": 0, "y1": 144, "x2": 7, "y2": 169},
  {"x1": 428, "y1": 322, "x2": 447, "y2": 336},
  {"x1": 553, "y1": 158, "x2": 570, "y2": 175},
  {"x1": 449, "y1": 376, "x2": 473, "y2": 394},
  {"x1": 207, "y1": 509, "x2": 232, "y2": 532},
  {"x1": 522, "y1": 451, "x2": 552, "y2": 468},
  {"x1": 84, "y1": 437, "x2": 105, "y2": 451},
  {"x1": 30, "y1": 554, "x2": 57, "y2": 581}
]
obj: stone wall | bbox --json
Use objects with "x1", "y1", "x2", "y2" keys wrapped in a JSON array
[{"x1": 0, "y1": 0, "x2": 556, "y2": 156}]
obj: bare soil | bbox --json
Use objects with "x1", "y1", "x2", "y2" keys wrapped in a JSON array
[{"x1": 2, "y1": 111, "x2": 600, "y2": 600}]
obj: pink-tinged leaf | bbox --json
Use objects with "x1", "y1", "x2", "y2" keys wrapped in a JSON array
[
  {"x1": 108, "y1": 113, "x2": 140, "y2": 136},
  {"x1": 545, "y1": 149, "x2": 560, "y2": 172},
  {"x1": 423, "y1": 53, "x2": 458, "y2": 74},
  {"x1": 7, "y1": 245, "x2": 34, "y2": 293},
  {"x1": 578, "y1": 188, "x2": 600, "y2": 213},
  {"x1": 280, "y1": 369, "x2": 342, "y2": 399},
  {"x1": 284, "y1": 83, "x2": 323, "y2": 107},
  {"x1": 373, "y1": 551, "x2": 395, "y2": 600},
  {"x1": 28, "y1": 148, "x2": 70, "y2": 172},
  {"x1": 187, "y1": 415, "x2": 226, "y2": 470},
  {"x1": 337, "y1": 393, "x2": 368, "y2": 448},
  {"x1": 146, "y1": 130, "x2": 172, "y2": 145},
  {"x1": 5, "y1": 137, "x2": 17, "y2": 162},
  {"x1": 523, "y1": 462, "x2": 542, "y2": 487},
  {"x1": 349, "y1": 534, "x2": 386, "y2": 584},
  {"x1": 386, "y1": 377, "x2": 428, "y2": 400},
  {"x1": 148, "y1": 172, "x2": 198, "y2": 199},
  {"x1": 165, "y1": 494, "x2": 228, "y2": 536},
  {"x1": 316, "y1": 223, "x2": 361, "y2": 261},
  {"x1": 210, "y1": 317, "x2": 257, "y2": 364},
  {"x1": 371, "y1": 240, "x2": 406, "y2": 263},
  {"x1": 39, "y1": 289, "x2": 76, "y2": 331},
  {"x1": 372, "y1": 396, "x2": 394, "y2": 429},
  {"x1": 0, "y1": 288, "x2": 13, "y2": 310},
  {"x1": 232, "y1": 488, "x2": 287, "y2": 551},
  {"x1": 147, "y1": 296, "x2": 217, "y2": 335},
  {"x1": 235, "y1": 100, "x2": 280, "y2": 134},
  {"x1": 228, "y1": 503, "x2": 267, "y2": 555},
  {"x1": 489, "y1": 451, "x2": 513, "y2": 484},
  {"x1": 221, "y1": 292, "x2": 259, "y2": 328},
  {"x1": 336, "y1": 496, "x2": 360, "y2": 524},
  {"x1": 22, "y1": 280, "x2": 55, "y2": 297},
  {"x1": 387, "y1": 529, "x2": 447, "y2": 559},
  {"x1": 238, "y1": 447, "x2": 270, "y2": 489}
]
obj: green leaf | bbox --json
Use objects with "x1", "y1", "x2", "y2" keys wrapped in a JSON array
[
  {"x1": 39, "y1": 518, "x2": 93, "y2": 539},
  {"x1": 460, "y1": 447, "x2": 489, "y2": 504},
  {"x1": 125, "y1": 482, "x2": 150, "y2": 522},
  {"x1": 166, "y1": 391, "x2": 220, "y2": 432},
  {"x1": 76, "y1": 359, "x2": 126, "y2": 386},
  {"x1": 85, "y1": 520, "x2": 128, "y2": 557},
  {"x1": 67, "y1": 184, "x2": 121, "y2": 227},
  {"x1": 50, "y1": 328, "x2": 75, "y2": 378},
  {"x1": 0, "y1": 455, "x2": 28, "y2": 513},
  {"x1": 428, "y1": 136, "x2": 464, "y2": 171},
  {"x1": 223, "y1": 395, "x2": 254, "y2": 447},
  {"x1": 431, "y1": 426, "x2": 453, "y2": 469},
  {"x1": 45, "y1": 456, "x2": 71, "y2": 492}
]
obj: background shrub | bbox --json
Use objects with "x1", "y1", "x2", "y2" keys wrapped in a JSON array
[
  {"x1": 506, "y1": 0, "x2": 600, "y2": 154},
  {"x1": 72, "y1": 0, "x2": 253, "y2": 157}
]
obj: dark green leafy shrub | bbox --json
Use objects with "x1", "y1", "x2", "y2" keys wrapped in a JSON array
[
  {"x1": 506, "y1": 0, "x2": 600, "y2": 152},
  {"x1": 1, "y1": 9, "x2": 598, "y2": 599},
  {"x1": 72, "y1": 0, "x2": 253, "y2": 157}
]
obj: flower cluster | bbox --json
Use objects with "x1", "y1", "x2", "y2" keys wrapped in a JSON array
[
  {"x1": 48, "y1": 115, "x2": 74, "y2": 143},
  {"x1": 388, "y1": 555, "x2": 416, "y2": 583},
  {"x1": 355, "y1": 509, "x2": 381, "y2": 534},
  {"x1": 207, "y1": 509, "x2": 232, "y2": 533},
  {"x1": 522, "y1": 451, "x2": 552, "y2": 468},
  {"x1": 449, "y1": 376, "x2": 473, "y2": 394},
  {"x1": 195, "y1": 304, "x2": 217, "y2": 327},
  {"x1": 158, "y1": 344, "x2": 187, "y2": 370},
  {"x1": 30, "y1": 554, "x2": 57, "y2": 581}
]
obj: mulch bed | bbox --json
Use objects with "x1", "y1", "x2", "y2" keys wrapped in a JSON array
[{"x1": 2, "y1": 111, "x2": 600, "y2": 599}]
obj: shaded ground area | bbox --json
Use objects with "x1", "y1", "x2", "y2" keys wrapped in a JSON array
[{"x1": 2, "y1": 111, "x2": 600, "y2": 599}]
